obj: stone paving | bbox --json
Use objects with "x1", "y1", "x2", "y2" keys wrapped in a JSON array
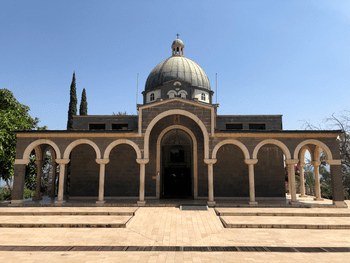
[{"x1": 1, "y1": 199, "x2": 350, "y2": 262}]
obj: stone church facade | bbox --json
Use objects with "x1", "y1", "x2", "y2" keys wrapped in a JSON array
[{"x1": 11, "y1": 39, "x2": 345, "y2": 207}]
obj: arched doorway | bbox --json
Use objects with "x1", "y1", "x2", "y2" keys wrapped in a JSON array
[{"x1": 161, "y1": 129, "x2": 192, "y2": 198}]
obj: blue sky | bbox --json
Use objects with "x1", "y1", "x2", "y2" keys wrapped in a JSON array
[{"x1": 1, "y1": 0, "x2": 349, "y2": 130}]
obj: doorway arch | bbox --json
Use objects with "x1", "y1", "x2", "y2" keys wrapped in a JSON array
[
  {"x1": 156, "y1": 125, "x2": 198, "y2": 199},
  {"x1": 160, "y1": 128, "x2": 193, "y2": 198}
]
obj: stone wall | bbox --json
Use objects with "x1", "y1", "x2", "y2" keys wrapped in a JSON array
[
  {"x1": 213, "y1": 144, "x2": 285, "y2": 198},
  {"x1": 216, "y1": 115, "x2": 283, "y2": 131},
  {"x1": 70, "y1": 144, "x2": 99, "y2": 196},
  {"x1": 73, "y1": 116, "x2": 138, "y2": 131}
]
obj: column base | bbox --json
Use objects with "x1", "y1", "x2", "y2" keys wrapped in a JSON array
[
  {"x1": 32, "y1": 196, "x2": 42, "y2": 201},
  {"x1": 249, "y1": 201, "x2": 258, "y2": 206},
  {"x1": 289, "y1": 201, "x2": 299, "y2": 205},
  {"x1": 96, "y1": 200, "x2": 105, "y2": 205},
  {"x1": 333, "y1": 201, "x2": 348, "y2": 208},
  {"x1": 207, "y1": 201, "x2": 216, "y2": 207},
  {"x1": 299, "y1": 194, "x2": 307, "y2": 197},
  {"x1": 10, "y1": 200, "x2": 23, "y2": 206},
  {"x1": 313, "y1": 198, "x2": 324, "y2": 201},
  {"x1": 137, "y1": 201, "x2": 146, "y2": 206},
  {"x1": 54, "y1": 200, "x2": 66, "y2": 206}
]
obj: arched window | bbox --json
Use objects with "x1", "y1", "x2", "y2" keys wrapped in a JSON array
[
  {"x1": 150, "y1": 93, "x2": 155, "y2": 101},
  {"x1": 201, "y1": 93, "x2": 206, "y2": 101},
  {"x1": 180, "y1": 93, "x2": 186, "y2": 99}
]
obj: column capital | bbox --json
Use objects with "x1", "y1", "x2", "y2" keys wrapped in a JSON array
[
  {"x1": 14, "y1": 159, "x2": 30, "y2": 165},
  {"x1": 55, "y1": 159, "x2": 70, "y2": 165},
  {"x1": 298, "y1": 162, "x2": 305, "y2": 167},
  {"x1": 326, "y1": 159, "x2": 342, "y2": 165},
  {"x1": 311, "y1": 160, "x2": 321, "y2": 167},
  {"x1": 244, "y1": 159, "x2": 258, "y2": 165},
  {"x1": 204, "y1": 159, "x2": 217, "y2": 165},
  {"x1": 95, "y1": 158, "x2": 110, "y2": 165},
  {"x1": 285, "y1": 159, "x2": 299, "y2": 165},
  {"x1": 136, "y1": 158, "x2": 149, "y2": 165}
]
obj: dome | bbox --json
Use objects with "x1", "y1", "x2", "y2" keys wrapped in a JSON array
[
  {"x1": 172, "y1": 39, "x2": 184, "y2": 46},
  {"x1": 145, "y1": 39, "x2": 211, "y2": 92}
]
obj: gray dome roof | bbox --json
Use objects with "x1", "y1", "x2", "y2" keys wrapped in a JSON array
[
  {"x1": 172, "y1": 39, "x2": 184, "y2": 46},
  {"x1": 145, "y1": 56, "x2": 211, "y2": 92}
]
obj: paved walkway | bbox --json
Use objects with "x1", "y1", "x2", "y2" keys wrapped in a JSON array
[{"x1": 1, "y1": 202, "x2": 350, "y2": 262}]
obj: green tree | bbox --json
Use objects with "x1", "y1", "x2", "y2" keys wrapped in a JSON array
[
  {"x1": 79, "y1": 88, "x2": 88, "y2": 115},
  {"x1": 0, "y1": 89, "x2": 42, "y2": 183},
  {"x1": 67, "y1": 72, "x2": 77, "y2": 130}
]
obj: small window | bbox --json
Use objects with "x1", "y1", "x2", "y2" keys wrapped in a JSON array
[
  {"x1": 180, "y1": 93, "x2": 186, "y2": 99},
  {"x1": 169, "y1": 92, "x2": 175, "y2": 99},
  {"x1": 89, "y1": 123, "x2": 105, "y2": 130},
  {"x1": 249, "y1": 123, "x2": 266, "y2": 130},
  {"x1": 112, "y1": 123, "x2": 128, "y2": 130},
  {"x1": 150, "y1": 93, "x2": 155, "y2": 101},
  {"x1": 201, "y1": 93, "x2": 206, "y2": 101},
  {"x1": 226, "y1": 123, "x2": 243, "y2": 130}
]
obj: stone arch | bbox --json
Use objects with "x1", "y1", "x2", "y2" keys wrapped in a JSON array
[
  {"x1": 293, "y1": 139, "x2": 333, "y2": 160},
  {"x1": 252, "y1": 139, "x2": 291, "y2": 160},
  {"x1": 33, "y1": 146, "x2": 43, "y2": 161},
  {"x1": 43, "y1": 145, "x2": 57, "y2": 160},
  {"x1": 104, "y1": 139, "x2": 141, "y2": 159},
  {"x1": 144, "y1": 109, "x2": 210, "y2": 159},
  {"x1": 63, "y1": 139, "x2": 101, "y2": 159},
  {"x1": 298, "y1": 145, "x2": 313, "y2": 162},
  {"x1": 156, "y1": 125, "x2": 198, "y2": 199},
  {"x1": 23, "y1": 139, "x2": 61, "y2": 160},
  {"x1": 212, "y1": 139, "x2": 250, "y2": 160}
]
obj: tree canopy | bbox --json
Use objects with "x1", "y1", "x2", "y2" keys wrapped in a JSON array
[
  {"x1": 79, "y1": 88, "x2": 88, "y2": 115},
  {"x1": 0, "y1": 89, "x2": 44, "y2": 182},
  {"x1": 67, "y1": 72, "x2": 77, "y2": 130}
]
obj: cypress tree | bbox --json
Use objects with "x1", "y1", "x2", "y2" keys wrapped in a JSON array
[
  {"x1": 67, "y1": 72, "x2": 77, "y2": 130},
  {"x1": 79, "y1": 88, "x2": 88, "y2": 115}
]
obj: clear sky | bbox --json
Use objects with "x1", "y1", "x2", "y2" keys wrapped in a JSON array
[{"x1": 1, "y1": 0, "x2": 349, "y2": 130}]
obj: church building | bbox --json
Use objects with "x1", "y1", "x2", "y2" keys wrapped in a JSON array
[{"x1": 11, "y1": 38, "x2": 345, "y2": 207}]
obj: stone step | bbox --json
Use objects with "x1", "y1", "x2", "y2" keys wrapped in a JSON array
[
  {"x1": 215, "y1": 208, "x2": 350, "y2": 217},
  {"x1": 220, "y1": 215, "x2": 350, "y2": 229},
  {"x1": 0, "y1": 215, "x2": 133, "y2": 228},
  {"x1": 0, "y1": 207, "x2": 137, "y2": 216}
]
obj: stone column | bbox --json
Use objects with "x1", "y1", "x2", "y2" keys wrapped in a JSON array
[
  {"x1": 286, "y1": 159, "x2": 298, "y2": 205},
  {"x1": 64, "y1": 164, "x2": 69, "y2": 195},
  {"x1": 244, "y1": 159, "x2": 258, "y2": 205},
  {"x1": 55, "y1": 159, "x2": 70, "y2": 205},
  {"x1": 327, "y1": 159, "x2": 347, "y2": 207},
  {"x1": 50, "y1": 161, "x2": 57, "y2": 198},
  {"x1": 204, "y1": 159, "x2": 217, "y2": 206},
  {"x1": 299, "y1": 162, "x2": 307, "y2": 197},
  {"x1": 33, "y1": 160, "x2": 44, "y2": 201},
  {"x1": 96, "y1": 159, "x2": 110, "y2": 205},
  {"x1": 311, "y1": 161, "x2": 323, "y2": 201},
  {"x1": 11, "y1": 160, "x2": 29, "y2": 205},
  {"x1": 288, "y1": 172, "x2": 291, "y2": 194},
  {"x1": 136, "y1": 159, "x2": 149, "y2": 206}
]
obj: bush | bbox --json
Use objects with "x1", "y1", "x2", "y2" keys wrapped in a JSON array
[
  {"x1": 0, "y1": 186, "x2": 35, "y2": 200},
  {"x1": 0, "y1": 188, "x2": 11, "y2": 200},
  {"x1": 23, "y1": 186, "x2": 34, "y2": 200}
]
